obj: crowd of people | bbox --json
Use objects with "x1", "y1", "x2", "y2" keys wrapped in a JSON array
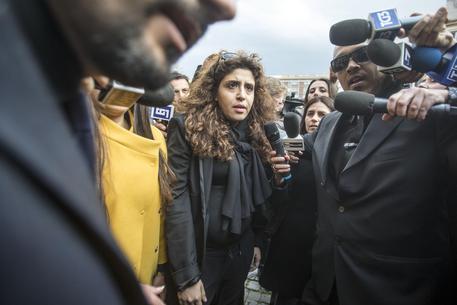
[{"x1": 2, "y1": 1, "x2": 457, "y2": 305}]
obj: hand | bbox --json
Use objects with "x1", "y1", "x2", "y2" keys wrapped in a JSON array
[
  {"x1": 152, "y1": 273, "x2": 166, "y2": 301},
  {"x1": 269, "y1": 151, "x2": 291, "y2": 186},
  {"x1": 177, "y1": 280, "x2": 207, "y2": 305},
  {"x1": 399, "y1": 7, "x2": 455, "y2": 51},
  {"x1": 382, "y1": 87, "x2": 449, "y2": 122},
  {"x1": 251, "y1": 247, "x2": 261, "y2": 270},
  {"x1": 287, "y1": 151, "x2": 302, "y2": 164},
  {"x1": 153, "y1": 121, "x2": 168, "y2": 138},
  {"x1": 418, "y1": 79, "x2": 447, "y2": 90},
  {"x1": 141, "y1": 284, "x2": 165, "y2": 305}
]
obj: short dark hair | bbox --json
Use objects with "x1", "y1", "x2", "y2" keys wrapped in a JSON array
[{"x1": 170, "y1": 71, "x2": 189, "y2": 84}]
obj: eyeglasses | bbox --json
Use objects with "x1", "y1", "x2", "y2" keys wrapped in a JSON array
[{"x1": 330, "y1": 46, "x2": 370, "y2": 73}]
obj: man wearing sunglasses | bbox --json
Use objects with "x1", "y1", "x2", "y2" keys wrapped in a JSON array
[
  {"x1": 330, "y1": 44, "x2": 385, "y2": 95},
  {"x1": 304, "y1": 7, "x2": 457, "y2": 305}
]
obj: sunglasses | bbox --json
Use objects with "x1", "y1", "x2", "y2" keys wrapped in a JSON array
[
  {"x1": 212, "y1": 51, "x2": 238, "y2": 79},
  {"x1": 330, "y1": 46, "x2": 370, "y2": 73}
]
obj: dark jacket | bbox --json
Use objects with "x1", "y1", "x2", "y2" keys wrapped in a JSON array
[
  {"x1": 0, "y1": 1, "x2": 147, "y2": 304},
  {"x1": 307, "y1": 109, "x2": 457, "y2": 305},
  {"x1": 260, "y1": 149, "x2": 317, "y2": 298},
  {"x1": 166, "y1": 115, "x2": 282, "y2": 289}
]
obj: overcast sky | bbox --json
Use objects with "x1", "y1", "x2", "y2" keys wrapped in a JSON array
[{"x1": 173, "y1": 0, "x2": 445, "y2": 78}]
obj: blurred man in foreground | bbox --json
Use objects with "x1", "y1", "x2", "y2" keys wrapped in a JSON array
[{"x1": 0, "y1": 0, "x2": 235, "y2": 304}]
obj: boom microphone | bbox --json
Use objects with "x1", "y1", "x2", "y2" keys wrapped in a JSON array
[
  {"x1": 334, "y1": 91, "x2": 457, "y2": 116},
  {"x1": 330, "y1": 8, "x2": 421, "y2": 46}
]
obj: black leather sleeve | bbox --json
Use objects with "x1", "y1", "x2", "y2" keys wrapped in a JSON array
[{"x1": 165, "y1": 116, "x2": 201, "y2": 289}]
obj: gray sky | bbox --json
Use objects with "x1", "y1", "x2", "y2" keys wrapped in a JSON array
[{"x1": 173, "y1": 0, "x2": 445, "y2": 78}]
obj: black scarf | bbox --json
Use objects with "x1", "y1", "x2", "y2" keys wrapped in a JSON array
[{"x1": 221, "y1": 120, "x2": 272, "y2": 235}]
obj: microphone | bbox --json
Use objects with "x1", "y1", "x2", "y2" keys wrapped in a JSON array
[
  {"x1": 98, "y1": 81, "x2": 174, "y2": 107},
  {"x1": 284, "y1": 112, "x2": 301, "y2": 138},
  {"x1": 329, "y1": 8, "x2": 422, "y2": 46},
  {"x1": 367, "y1": 38, "x2": 457, "y2": 86},
  {"x1": 282, "y1": 112, "x2": 305, "y2": 151},
  {"x1": 334, "y1": 90, "x2": 457, "y2": 116},
  {"x1": 137, "y1": 83, "x2": 174, "y2": 107},
  {"x1": 367, "y1": 39, "x2": 413, "y2": 74},
  {"x1": 411, "y1": 45, "x2": 457, "y2": 86},
  {"x1": 264, "y1": 122, "x2": 292, "y2": 180}
]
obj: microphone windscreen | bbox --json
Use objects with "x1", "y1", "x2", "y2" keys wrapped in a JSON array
[
  {"x1": 329, "y1": 19, "x2": 371, "y2": 46},
  {"x1": 335, "y1": 91, "x2": 375, "y2": 115},
  {"x1": 367, "y1": 39, "x2": 401, "y2": 67},
  {"x1": 411, "y1": 47, "x2": 443, "y2": 73},
  {"x1": 264, "y1": 122, "x2": 280, "y2": 142},
  {"x1": 284, "y1": 112, "x2": 302, "y2": 138},
  {"x1": 137, "y1": 83, "x2": 174, "y2": 107}
]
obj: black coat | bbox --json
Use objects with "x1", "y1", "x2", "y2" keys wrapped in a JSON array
[
  {"x1": 0, "y1": 1, "x2": 147, "y2": 305},
  {"x1": 260, "y1": 149, "x2": 317, "y2": 298},
  {"x1": 307, "y1": 111, "x2": 457, "y2": 305},
  {"x1": 165, "y1": 115, "x2": 284, "y2": 290}
]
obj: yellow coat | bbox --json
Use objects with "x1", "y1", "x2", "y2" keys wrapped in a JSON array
[{"x1": 100, "y1": 114, "x2": 167, "y2": 284}]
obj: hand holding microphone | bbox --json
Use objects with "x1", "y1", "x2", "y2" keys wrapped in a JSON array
[
  {"x1": 330, "y1": 7, "x2": 454, "y2": 51},
  {"x1": 367, "y1": 37, "x2": 457, "y2": 86},
  {"x1": 329, "y1": 8, "x2": 422, "y2": 46},
  {"x1": 384, "y1": 87, "x2": 451, "y2": 121},
  {"x1": 264, "y1": 123, "x2": 291, "y2": 185},
  {"x1": 404, "y1": 7, "x2": 454, "y2": 51},
  {"x1": 335, "y1": 89, "x2": 453, "y2": 122}
]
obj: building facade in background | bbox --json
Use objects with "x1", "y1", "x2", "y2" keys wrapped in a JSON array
[{"x1": 448, "y1": 0, "x2": 457, "y2": 33}]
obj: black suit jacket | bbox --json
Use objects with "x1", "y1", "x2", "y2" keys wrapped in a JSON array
[
  {"x1": 0, "y1": 2, "x2": 147, "y2": 304},
  {"x1": 307, "y1": 111, "x2": 457, "y2": 305}
]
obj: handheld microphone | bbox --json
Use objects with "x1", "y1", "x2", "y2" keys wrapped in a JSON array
[
  {"x1": 264, "y1": 122, "x2": 292, "y2": 180},
  {"x1": 283, "y1": 112, "x2": 304, "y2": 151},
  {"x1": 334, "y1": 90, "x2": 457, "y2": 117},
  {"x1": 138, "y1": 83, "x2": 174, "y2": 107},
  {"x1": 98, "y1": 81, "x2": 174, "y2": 107},
  {"x1": 411, "y1": 44, "x2": 457, "y2": 86},
  {"x1": 367, "y1": 38, "x2": 457, "y2": 86},
  {"x1": 329, "y1": 8, "x2": 421, "y2": 46},
  {"x1": 367, "y1": 39, "x2": 413, "y2": 74}
]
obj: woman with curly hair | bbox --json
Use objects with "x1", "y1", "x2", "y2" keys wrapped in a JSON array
[{"x1": 165, "y1": 51, "x2": 290, "y2": 305}]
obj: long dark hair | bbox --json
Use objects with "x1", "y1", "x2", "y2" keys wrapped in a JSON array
[
  {"x1": 300, "y1": 96, "x2": 335, "y2": 134},
  {"x1": 304, "y1": 78, "x2": 338, "y2": 104}
]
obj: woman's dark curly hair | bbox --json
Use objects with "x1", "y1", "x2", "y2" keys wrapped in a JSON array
[{"x1": 179, "y1": 51, "x2": 275, "y2": 162}]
